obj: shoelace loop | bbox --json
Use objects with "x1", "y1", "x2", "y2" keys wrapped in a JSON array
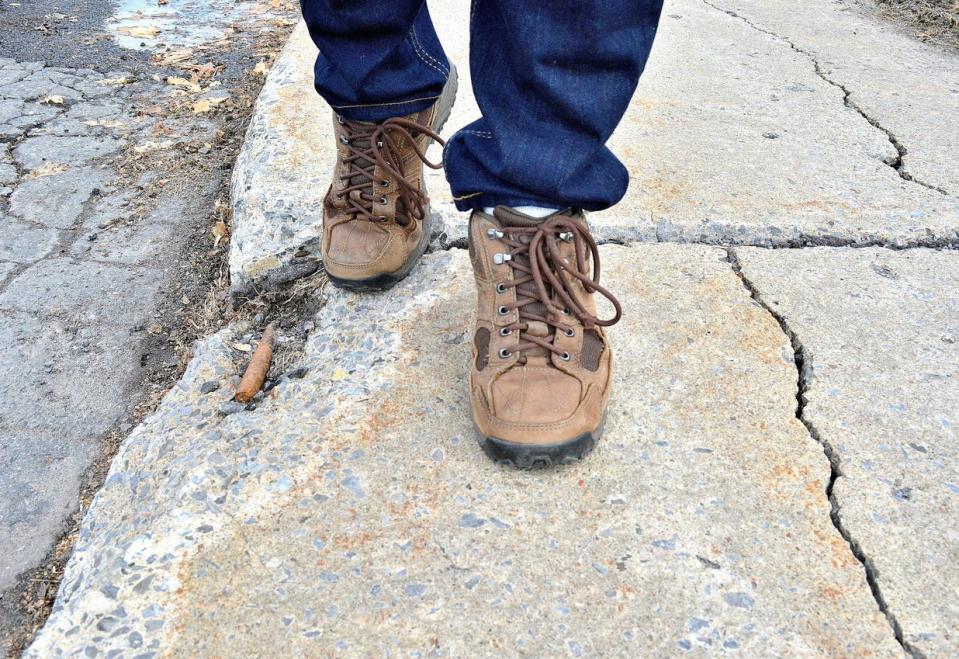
[
  {"x1": 334, "y1": 116, "x2": 445, "y2": 225},
  {"x1": 495, "y1": 215, "x2": 622, "y2": 363}
]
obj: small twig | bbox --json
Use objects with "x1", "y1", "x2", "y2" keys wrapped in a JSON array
[{"x1": 234, "y1": 323, "x2": 275, "y2": 403}]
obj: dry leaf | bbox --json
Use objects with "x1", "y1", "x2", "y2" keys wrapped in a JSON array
[
  {"x1": 134, "y1": 140, "x2": 174, "y2": 153},
  {"x1": 212, "y1": 220, "x2": 230, "y2": 247},
  {"x1": 117, "y1": 25, "x2": 161, "y2": 39},
  {"x1": 233, "y1": 343, "x2": 253, "y2": 353},
  {"x1": 166, "y1": 76, "x2": 201, "y2": 93},
  {"x1": 25, "y1": 162, "x2": 67, "y2": 179},
  {"x1": 39, "y1": 94, "x2": 65, "y2": 105},
  {"x1": 156, "y1": 49, "x2": 194, "y2": 65},
  {"x1": 146, "y1": 322, "x2": 163, "y2": 335},
  {"x1": 192, "y1": 95, "x2": 227, "y2": 114},
  {"x1": 251, "y1": 61, "x2": 270, "y2": 76},
  {"x1": 99, "y1": 76, "x2": 134, "y2": 86}
]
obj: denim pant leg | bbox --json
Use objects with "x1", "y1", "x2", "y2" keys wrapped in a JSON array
[
  {"x1": 444, "y1": 0, "x2": 664, "y2": 212},
  {"x1": 300, "y1": 0, "x2": 451, "y2": 122}
]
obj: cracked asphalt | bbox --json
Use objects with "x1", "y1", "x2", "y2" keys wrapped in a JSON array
[
  {"x1": 5, "y1": 0, "x2": 959, "y2": 656},
  {"x1": 0, "y1": 0, "x2": 297, "y2": 654}
]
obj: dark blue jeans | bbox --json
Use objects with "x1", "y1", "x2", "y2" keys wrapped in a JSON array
[{"x1": 300, "y1": 0, "x2": 664, "y2": 212}]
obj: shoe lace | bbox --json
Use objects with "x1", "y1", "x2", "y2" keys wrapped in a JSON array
[
  {"x1": 334, "y1": 116, "x2": 445, "y2": 226},
  {"x1": 492, "y1": 213, "x2": 622, "y2": 364}
]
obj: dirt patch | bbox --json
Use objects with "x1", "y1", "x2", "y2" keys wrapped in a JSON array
[
  {"x1": 869, "y1": 0, "x2": 959, "y2": 47},
  {"x1": 0, "y1": 4, "x2": 323, "y2": 654}
]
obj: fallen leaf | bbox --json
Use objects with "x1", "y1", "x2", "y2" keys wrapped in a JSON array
[
  {"x1": 233, "y1": 343, "x2": 253, "y2": 353},
  {"x1": 99, "y1": 76, "x2": 134, "y2": 86},
  {"x1": 212, "y1": 220, "x2": 229, "y2": 247},
  {"x1": 166, "y1": 76, "x2": 201, "y2": 93},
  {"x1": 25, "y1": 162, "x2": 67, "y2": 179},
  {"x1": 39, "y1": 94, "x2": 65, "y2": 105},
  {"x1": 192, "y1": 95, "x2": 228, "y2": 114},
  {"x1": 146, "y1": 322, "x2": 163, "y2": 335},
  {"x1": 134, "y1": 140, "x2": 175, "y2": 153},
  {"x1": 156, "y1": 49, "x2": 194, "y2": 65},
  {"x1": 251, "y1": 61, "x2": 270, "y2": 76},
  {"x1": 117, "y1": 25, "x2": 161, "y2": 39}
]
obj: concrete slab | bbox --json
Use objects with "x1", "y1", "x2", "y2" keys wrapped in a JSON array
[
  {"x1": 0, "y1": 433, "x2": 99, "y2": 591},
  {"x1": 0, "y1": 259, "x2": 161, "y2": 327},
  {"x1": 229, "y1": 0, "x2": 959, "y2": 291},
  {"x1": 29, "y1": 246, "x2": 899, "y2": 656},
  {"x1": 0, "y1": 311, "x2": 144, "y2": 439},
  {"x1": 710, "y1": 0, "x2": 959, "y2": 196},
  {"x1": 736, "y1": 246, "x2": 959, "y2": 657}
]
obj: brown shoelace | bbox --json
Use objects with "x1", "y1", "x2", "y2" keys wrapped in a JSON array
[
  {"x1": 494, "y1": 213, "x2": 622, "y2": 364},
  {"x1": 333, "y1": 116, "x2": 445, "y2": 226}
]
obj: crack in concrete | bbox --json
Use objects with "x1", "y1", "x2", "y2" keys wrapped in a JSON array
[
  {"x1": 725, "y1": 246, "x2": 923, "y2": 658},
  {"x1": 701, "y1": 0, "x2": 950, "y2": 197}
]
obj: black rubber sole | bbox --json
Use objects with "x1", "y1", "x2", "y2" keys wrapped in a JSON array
[
  {"x1": 477, "y1": 419, "x2": 604, "y2": 469},
  {"x1": 326, "y1": 67, "x2": 457, "y2": 293}
]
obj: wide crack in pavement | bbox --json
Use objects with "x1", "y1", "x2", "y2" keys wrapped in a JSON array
[{"x1": 726, "y1": 247, "x2": 919, "y2": 657}]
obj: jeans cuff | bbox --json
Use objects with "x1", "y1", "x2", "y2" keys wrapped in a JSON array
[{"x1": 331, "y1": 93, "x2": 441, "y2": 122}]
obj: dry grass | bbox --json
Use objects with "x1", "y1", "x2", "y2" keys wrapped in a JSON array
[{"x1": 873, "y1": 0, "x2": 959, "y2": 47}]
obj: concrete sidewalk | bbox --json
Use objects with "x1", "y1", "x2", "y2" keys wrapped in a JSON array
[{"x1": 28, "y1": 0, "x2": 959, "y2": 656}]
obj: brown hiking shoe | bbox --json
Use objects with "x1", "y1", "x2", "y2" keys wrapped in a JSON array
[
  {"x1": 322, "y1": 68, "x2": 457, "y2": 290},
  {"x1": 468, "y1": 207, "x2": 622, "y2": 468}
]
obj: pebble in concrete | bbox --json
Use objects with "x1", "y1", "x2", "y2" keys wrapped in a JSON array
[
  {"x1": 737, "y1": 246, "x2": 959, "y2": 657},
  {"x1": 29, "y1": 247, "x2": 900, "y2": 656}
]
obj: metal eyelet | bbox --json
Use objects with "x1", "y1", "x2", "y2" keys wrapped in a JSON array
[
  {"x1": 563, "y1": 307, "x2": 571, "y2": 315},
  {"x1": 336, "y1": 115, "x2": 344, "y2": 124},
  {"x1": 487, "y1": 228, "x2": 504, "y2": 240},
  {"x1": 499, "y1": 327, "x2": 512, "y2": 336},
  {"x1": 339, "y1": 136, "x2": 350, "y2": 145},
  {"x1": 380, "y1": 180, "x2": 389, "y2": 187},
  {"x1": 376, "y1": 139, "x2": 384, "y2": 148},
  {"x1": 498, "y1": 306, "x2": 509, "y2": 316},
  {"x1": 499, "y1": 348, "x2": 511, "y2": 359},
  {"x1": 379, "y1": 197, "x2": 387, "y2": 204},
  {"x1": 495, "y1": 283, "x2": 507, "y2": 294},
  {"x1": 559, "y1": 231, "x2": 574, "y2": 242},
  {"x1": 493, "y1": 253, "x2": 512, "y2": 265},
  {"x1": 560, "y1": 352, "x2": 572, "y2": 361},
  {"x1": 564, "y1": 328, "x2": 575, "y2": 337}
]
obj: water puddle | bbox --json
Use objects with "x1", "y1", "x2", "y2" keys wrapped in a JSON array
[{"x1": 108, "y1": 0, "x2": 283, "y2": 51}]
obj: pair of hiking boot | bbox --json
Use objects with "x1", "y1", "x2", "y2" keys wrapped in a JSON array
[{"x1": 321, "y1": 72, "x2": 620, "y2": 468}]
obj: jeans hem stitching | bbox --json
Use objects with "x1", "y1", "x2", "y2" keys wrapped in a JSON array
[
  {"x1": 330, "y1": 94, "x2": 441, "y2": 111},
  {"x1": 408, "y1": 28, "x2": 449, "y2": 78}
]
